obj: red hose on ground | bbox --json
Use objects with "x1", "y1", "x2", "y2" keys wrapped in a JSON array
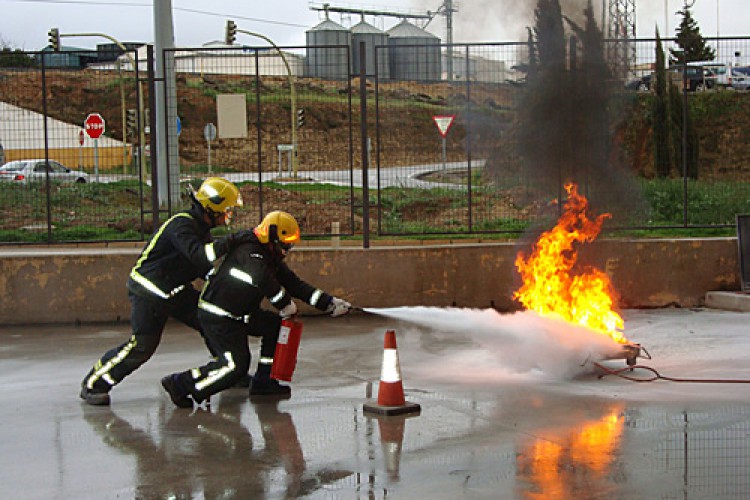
[{"x1": 592, "y1": 362, "x2": 750, "y2": 384}]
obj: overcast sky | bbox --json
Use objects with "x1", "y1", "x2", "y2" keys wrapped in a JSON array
[{"x1": 0, "y1": 0, "x2": 746, "y2": 54}]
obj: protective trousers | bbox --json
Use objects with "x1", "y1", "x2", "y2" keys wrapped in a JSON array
[
  {"x1": 82, "y1": 288, "x2": 209, "y2": 393},
  {"x1": 179, "y1": 310, "x2": 282, "y2": 402}
]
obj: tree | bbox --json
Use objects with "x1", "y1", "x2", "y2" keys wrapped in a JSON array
[
  {"x1": 514, "y1": 0, "x2": 568, "y2": 197},
  {"x1": 525, "y1": 27, "x2": 538, "y2": 81},
  {"x1": 0, "y1": 37, "x2": 37, "y2": 68},
  {"x1": 669, "y1": 82, "x2": 699, "y2": 180},
  {"x1": 516, "y1": 0, "x2": 615, "y2": 195},
  {"x1": 670, "y1": 6, "x2": 715, "y2": 64},
  {"x1": 565, "y1": 1, "x2": 610, "y2": 182},
  {"x1": 653, "y1": 29, "x2": 671, "y2": 178},
  {"x1": 534, "y1": 0, "x2": 565, "y2": 69},
  {"x1": 654, "y1": 27, "x2": 699, "y2": 180}
]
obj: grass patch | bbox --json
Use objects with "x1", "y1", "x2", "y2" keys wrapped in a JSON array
[{"x1": 0, "y1": 175, "x2": 747, "y2": 243}]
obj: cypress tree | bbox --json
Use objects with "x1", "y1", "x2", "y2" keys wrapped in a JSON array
[
  {"x1": 653, "y1": 30, "x2": 671, "y2": 178},
  {"x1": 565, "y1": 1, "x2": 610, "y2": 183},
  {"x1": 668, "y1": 81, "x2": 683, "y2": 176}
]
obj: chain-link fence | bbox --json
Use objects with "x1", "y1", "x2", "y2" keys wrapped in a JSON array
[
  {"x1": 0, "y1": 50, "x2": 148, "y2": 243},
  {"x1": 2, "y1": 37, "x2": 750, "y2": 244},
  {"x1": 161, "y1": 44, "x2": 356, "y2": 239},
  {"x1": 632, "y1": 406, "x2": 750, "y2": 499},
  {"x1": 373, "y1": 37, "x2": 750, "y2": 236}
]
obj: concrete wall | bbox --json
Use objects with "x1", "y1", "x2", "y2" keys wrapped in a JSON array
[{"x1": 0, "y1": 238, "x2": 740, "y2": 325}]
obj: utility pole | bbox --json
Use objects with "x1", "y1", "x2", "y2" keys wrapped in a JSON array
[{"x1": 154, "y1": 0, "x2": 180, "y2": 209}]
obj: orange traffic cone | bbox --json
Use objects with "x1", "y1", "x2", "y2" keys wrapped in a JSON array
[{"x1": 363, "y1": 330, "x2": 421, "y2": 416}]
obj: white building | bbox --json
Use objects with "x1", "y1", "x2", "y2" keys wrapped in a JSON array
[{"x1": 91, "y1": 43, "x2": 304, "y2": 77}]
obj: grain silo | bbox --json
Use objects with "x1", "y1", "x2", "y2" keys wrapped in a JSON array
[
  {"x1": 387, "y1": 19, "x2": 441, "y2": 82},
  {"x1": 305, "y1": 14, "x2": 351, "y2": 80},
  {"x1": 351, "y1": 17, "x2": 389, "y2": 79}
]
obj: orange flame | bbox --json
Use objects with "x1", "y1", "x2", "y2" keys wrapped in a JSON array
[{"x1": 514, "y1": 183, "x2": 627, "y2": 344}]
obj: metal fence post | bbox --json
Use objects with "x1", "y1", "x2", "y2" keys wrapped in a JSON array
[
  {"x1": 465, "y1": 45, "x2": 473, "y2": 232},
  {"x1": 40, "y1": 52, "x2": 52, "y2": 243},
  {"x1": 255, "y1": 50, "x2": 263, "y2": 220},
  {"x1": 360, "y1": 41, "x2": 370, "y2": 249},
  {"x1": 682, "y1": 59, "x2": 689, "y2": 227},
  {"x1": 147, "y1": 45, "x2": 160, "y2": 234}
]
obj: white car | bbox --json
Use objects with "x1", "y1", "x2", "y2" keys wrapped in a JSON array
[
  {"x1": 690, "y1": 61, "x2": 732, "y2": 87},
  {"x1": 0, "y1": 159, "x2": 89, "y2": 184},
  {"x1": 731, "y1": 66, "x2": 750, "y2": 90}
]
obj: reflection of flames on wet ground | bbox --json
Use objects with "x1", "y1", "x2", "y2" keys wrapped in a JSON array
[
  {"x1": 517, "y1": 406, "x2": 626, "y2": 498},
  {"x1": 514, "y1": 183, "x2": 629, "y2": 346}
]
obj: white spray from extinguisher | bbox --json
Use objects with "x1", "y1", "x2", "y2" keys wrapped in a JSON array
[{"x1": 362, "y1": 306, "x2": 623, "y2": 383}]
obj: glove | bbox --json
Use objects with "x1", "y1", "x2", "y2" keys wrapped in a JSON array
[
  {"x1": 279, "y1": 301, "x2": 297, "y2": 319},
  {"x1": 327, "y1": 297, "x2": 351, "y2": 318}
]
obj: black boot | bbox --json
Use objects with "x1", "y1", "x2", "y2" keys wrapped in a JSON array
[
  {"x1": 80, "y1": 384, "x2": 111, "y2": 406},
  {"x1": 249, "y1": 376, "x2": 291, "y2": 398},
  {"x1": 161, "y1": 374, "x2": 193, "y2": 408}
]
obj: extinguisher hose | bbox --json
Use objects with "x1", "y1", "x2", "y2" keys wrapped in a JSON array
[
  {"x1": 592, "y1": 362, "x2": 750, "y2": 384},
  {"x1": 295, "y1": 306, "x2": 371, "y2": 318}
]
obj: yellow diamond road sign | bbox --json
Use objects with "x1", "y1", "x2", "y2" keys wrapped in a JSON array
[{"x1": 432, "y1": 115, "x2": 455, "y2": 137}]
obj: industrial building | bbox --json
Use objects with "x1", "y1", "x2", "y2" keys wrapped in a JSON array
[
  {"x1": 304, "y1": 14, "x2": 442, "y2": 81},
  {"x1": 35, "y1": 9, "x2": 525, "y2": 84}
]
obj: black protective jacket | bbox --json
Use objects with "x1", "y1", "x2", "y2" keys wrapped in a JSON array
[
  {"x1": 127, "y1": 204, "x2": 232, "y2": 300},
  {"x1": 198, "y1": 233, "x2": 332, "y2": 320}
]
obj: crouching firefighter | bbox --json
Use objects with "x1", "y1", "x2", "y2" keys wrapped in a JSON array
[
  {"x1": 161, "y1": 210, "x2": 351, "y2": 407},
  {"x1": 80, "y1": 177, "x2": 252, "y2": 406}
]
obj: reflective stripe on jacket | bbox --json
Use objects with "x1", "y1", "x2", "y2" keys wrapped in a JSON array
[
  {"x1": 198, "y1": 232, "x2": 332, "y2": 319},
  {"x1": 126, "y1": 205, "x2": 226, "y2": 300}
]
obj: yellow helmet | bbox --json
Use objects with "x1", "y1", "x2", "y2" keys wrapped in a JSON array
[
  {"x1": 194, "y1": 177, "x2": 243, "y2": 215},
  {"x1": 254, "y1": 211, "x2": 301, "y2": 247}
]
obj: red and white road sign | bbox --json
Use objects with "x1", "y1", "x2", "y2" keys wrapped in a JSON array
[
  {"x1": 78, "y1": 130, "x2": 84, "y2": 146},
  {"x1": 84, "y1": 113, "x2": 105, "y2": 139},
  {"x1": 432, "y1": 115, "x2": 455, "y2": 138}
]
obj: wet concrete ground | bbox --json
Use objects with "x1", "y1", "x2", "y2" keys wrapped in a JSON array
[{"x1": 2, "y1": 308, "x2": 750, "y2": 499}]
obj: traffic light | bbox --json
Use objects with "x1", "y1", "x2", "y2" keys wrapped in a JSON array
[
  {"x1": 296, "y1": 108, "x2": 305, "y2": 129},
  {"x1": 48, "y1": 28, "x2": 60, "y2": 52},
  {"x1": 126, "y1": 108, "x2": 137, "y2": 135},
  {"x1": 225, "y1": 20, "x2": 237, "y2": 45}
]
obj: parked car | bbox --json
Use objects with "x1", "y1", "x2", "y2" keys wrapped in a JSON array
[
  {"x1": 689, "y1": 61, "x2": 732, "y2": 87},
  {"x1": 0, "y1": 159, "x2": 89, "y2": 184},
  {"x1": 667, "y1": 65, "x2": 716, "y2": 92},
  {"x1": 731, "y1": 66, "x2": 750, "y2": 90},
  {"x1": 625, "y1": 67, "x2": 715, "y2": 93},
  {"x1": 624, "y1": 74, "x2": 652, "y2": 91}
]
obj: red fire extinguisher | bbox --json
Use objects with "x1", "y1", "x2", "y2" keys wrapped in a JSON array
[{"x1": 270, "y1": 318, "x2": 303, "y2": 382}]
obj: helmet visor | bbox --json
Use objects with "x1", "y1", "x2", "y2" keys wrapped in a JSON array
[{"x1": 279, "y1": 231, "x2": 300, "y2": 245}]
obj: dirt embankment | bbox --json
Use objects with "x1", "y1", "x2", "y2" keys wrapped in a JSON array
[
  {"x1": 1, "y1": 70, "x2": 517, "y2": 173},
  {"x1": 3, "y1": 69, "x2": 749, "y2": 184}
]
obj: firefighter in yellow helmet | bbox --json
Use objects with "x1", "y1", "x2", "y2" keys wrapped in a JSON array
[
  {"x1": 192, "y1": 176, "x2": 243, "y2": 227},
  {"x1": 80, "y1": 177, "x2": 254, "y2": 406},
  {"x1": 161, "y1": 210, "x2": 351, "y2": 407}
]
